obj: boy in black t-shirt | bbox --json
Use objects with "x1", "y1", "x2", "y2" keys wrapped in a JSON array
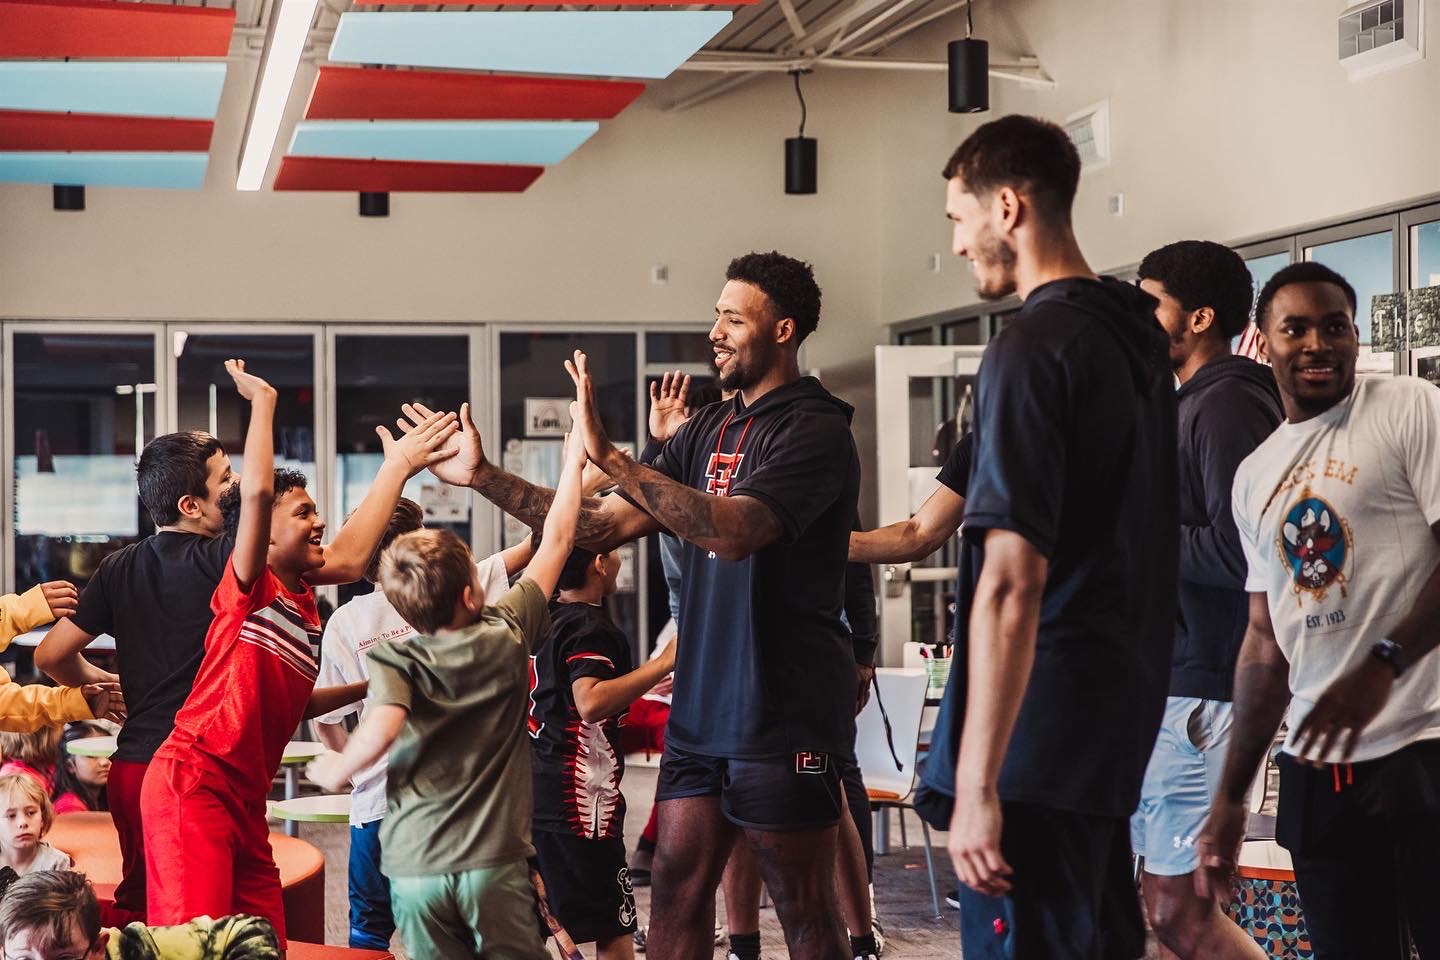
[{"x1": 529, "y1": 546, "x2": 676, "y2": 960}]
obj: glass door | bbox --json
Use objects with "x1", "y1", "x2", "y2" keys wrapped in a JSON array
[
  {"x1": 872, "y1": 344, "x2": 986, "y2": 664},
  {"x1": 1403, "y1": 204, "x2": 1440, "y2": 386},
  {"x1": 4, "y1": 325, "x2": 164, "y2": 594}
]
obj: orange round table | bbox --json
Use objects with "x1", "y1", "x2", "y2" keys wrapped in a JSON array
[{"x1": 49, "y1": 812, "x2": 326, "y2": 944}]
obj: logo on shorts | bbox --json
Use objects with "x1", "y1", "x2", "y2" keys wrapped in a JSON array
[
  {"x1": 1277, "y1": 493, "x2": 1353, "y2": 604},
  {"x1": 617, "y1": 867, "x2": 637, "y2": 926},
  {"x1": 795, "y1": 751, "x2": 830, "y2": 775}
]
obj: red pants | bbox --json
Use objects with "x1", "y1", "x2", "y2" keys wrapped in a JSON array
[
  {"x1": 141, "y1": 756, "x2": 287, "y2": 945},
  {"x1": 108, "y1": 759, "x2": 150, "y2": 918}
]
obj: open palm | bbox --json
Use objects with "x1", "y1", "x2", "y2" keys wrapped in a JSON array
[
  {"x1": 399, "y1": 401, "x2": 485, "y2": 487},
  {"x1": 649, "y1": 370, "x2": 692, "y2": 442}
]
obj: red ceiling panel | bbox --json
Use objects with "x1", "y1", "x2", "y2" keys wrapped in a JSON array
[
  {"x1": 274, "y1": 156, "x2": 545, "y2": 193},
  {"x1": 305, "y1": 68, "x2": 646, "y2": 121},
  {"x1": 0, "y1": 0, "x2": 235, "y2": 57},
  {"x1": 0, "y1": 110, "x2": 213, "y2": 151}
]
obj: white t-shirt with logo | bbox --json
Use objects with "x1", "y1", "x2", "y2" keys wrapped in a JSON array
[
  {"x1": 1233, "y1": 376, "x2": 1440, "y2": 762},
  {"x1": 314, "y1": 553, "x2": 511, "y2": 825}
]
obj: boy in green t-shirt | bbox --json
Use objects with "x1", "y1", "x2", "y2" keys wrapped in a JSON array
[{"x1": 309, "y1": 419, "x2": 587, "y2": 960}]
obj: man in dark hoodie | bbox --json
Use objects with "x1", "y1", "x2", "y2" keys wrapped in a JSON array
[
  {"x1": 399, "y1": 252, "x2": 860, "y2": 960},
  {"x1": 1131, "y1": 241, "x2": 1280, "y2": 960},
  {"x1": 940, "y1": 114, "x2": 1178, "y2": 960}
]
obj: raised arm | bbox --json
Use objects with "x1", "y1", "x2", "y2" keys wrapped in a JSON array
[
  {"x1": 566, "y1": 351, "x2": 782, "y2": 562},
  {"x1": 227, "y1": 359, "x2": 277, "y2": 592},
  {"x1": 947, "y1": 528, "x2": 1047, "y2": 897},
  {"x1": 849, "y1": 486, "x2": 967, "y2": 564},
  {"x1": 521, "y1": 414, "x2": 587, "y2": 598},
  {"x1": 1194, "y1": 592, "x2": 1290, "y2": 899},
  {"x1": 306, "y1": 409, "x2": 459, "y2": 586},
  {"x1": 399, "y1": 401, "x2": 659, "y2": 553}
]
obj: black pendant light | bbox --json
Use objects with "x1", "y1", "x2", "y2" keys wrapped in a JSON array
[
  {"x1": 784, "y1": 69, "x2": 816, "y2": 195},
  {"x1": 948, "y1": 2, "x2": 988, "y2": 113},
  {"x1": 359, "y1": 191, "x2": 390, "y2": 217},
  {"x1": 53, "y1": 184, "x2": 85, "y2": 211}
]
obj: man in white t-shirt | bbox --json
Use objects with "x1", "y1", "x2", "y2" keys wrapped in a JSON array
[
  {"x1": 313, "y1": 498, "x2": 532, "y2": 951},
  {"x1": 1196, "y1": 262, "x2": 1440, "y2": 959}
]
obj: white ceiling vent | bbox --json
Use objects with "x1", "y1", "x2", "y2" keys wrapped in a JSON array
[
  {"x1": 1340, "y1": 0, "x2": 1424, "y2": 80},
  {"x1": 1063, "y1": 100, "x2": 1110, "y2": 173}
]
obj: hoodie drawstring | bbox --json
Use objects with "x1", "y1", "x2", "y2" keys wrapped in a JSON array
[{"x1": 1331, "y1": 762, "x2": 1354, "y2": 793}]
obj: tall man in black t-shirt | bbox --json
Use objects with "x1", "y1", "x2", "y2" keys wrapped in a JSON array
[
  {"x1": 402, "y1": 252, "x2": 860, "y2": 960},
  {"x1": 939, "y1": 115, "x2": 1178, "y2": 959}
]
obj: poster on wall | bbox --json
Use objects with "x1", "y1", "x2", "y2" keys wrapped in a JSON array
[
  {"x1": 1408, "y1": 287, "x2": 1440, "y2": 349},
  {"x1": 525, "y1": 398, "x2": 573, "y2": 437},
  {"x1": 419, "y1": 482, "x2": 468, "y2": 523},
  {"x1": 1372, "y1": 292, "x2": 1404, "y2": 352}
]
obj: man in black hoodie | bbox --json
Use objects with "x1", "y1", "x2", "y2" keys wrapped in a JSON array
[
  {"x1": 402, "y1": 252, "x2": 861, "y2": 960},
  {"x1": 941, "y1": 114, "x2": 1178, "y2": 960},
  {"x1": 1131, "y1": 241, "x2": 1281, "y2": 960}
]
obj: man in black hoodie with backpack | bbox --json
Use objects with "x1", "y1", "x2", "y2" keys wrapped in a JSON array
[{"x1": 1131, "y1": 241, "x2": 1281, "y2": 960}]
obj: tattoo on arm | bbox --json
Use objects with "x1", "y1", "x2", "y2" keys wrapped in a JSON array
[
  {"x1": 473, "y1": 466, "x2": 617, "y2": 549},
  {"x1": 615, "y1": 455, "x2": 778, "y2": 558}
]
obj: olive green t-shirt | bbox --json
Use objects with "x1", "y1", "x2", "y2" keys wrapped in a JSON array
[{"x1": 368, "y1": 576, "x2": 551, "y2": 877}]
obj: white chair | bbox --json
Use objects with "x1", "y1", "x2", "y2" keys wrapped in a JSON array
[{"x1": 855, "y1": 667, "x2": 940, "y2": 919}]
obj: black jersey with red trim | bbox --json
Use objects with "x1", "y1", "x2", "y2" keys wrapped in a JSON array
[
  {"x1": 646, "y1": 376, "x2": 861, "y2": 761},
  {"x1": 529, "y1": 600, "x2": 634, "y2": 839}
]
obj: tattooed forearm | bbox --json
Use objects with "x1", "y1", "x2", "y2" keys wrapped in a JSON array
[
  {"x1": 607, "y1": 451, "x2": 778, "y2": 560},
  {"x1": 472, "y1": 464, "x2": 617, "y2": 551},
  {"x1": 638, "y1": 479, "x2": 721, "y2": 540}
]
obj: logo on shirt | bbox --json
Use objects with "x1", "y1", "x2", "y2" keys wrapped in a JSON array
[
  {"x1": 704, "y1": 451, "x2": 745, "y2": 497},
  {"x1": 1277, "y1": 493, "x2": 1353, "y2": 604}
]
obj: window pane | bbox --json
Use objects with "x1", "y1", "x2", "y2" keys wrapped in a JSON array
[
  {"x1": 942, "y1": 318, "x2": 981, "y2": 345},
  {"x1": 13, "y1": 332, "x2": 156, "y2": 592},
  {"x1": 899, "y1": 328, "x2": 934, "y2": 345},
  {"x1": 499, "y1": 331, "x2": 638, "y2": 644},
  {"x1": 1412, "y1": 220, "x2": 1440, "y2": 290},
  {"x1": 334, "y1": 334, "x2": 471, "y2": 605},
  {"x1": 1305, "y1": 231, "x2": 1394, "y2": 374},
  {"x1": 646, "y1": 330, "x2": 713, "y2": 366},
  {"x1": 1235, "y1": 252, "x2": 1292, "y2": 351},
  {"x1": 175, "y1": 332, "x2": 318, "y2": 485}
]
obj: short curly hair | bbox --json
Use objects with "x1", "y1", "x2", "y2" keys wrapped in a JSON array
[
  {"x1": 1138, "y1": 240, "x2": 1255, "y2": 339},
  {"x1": 1254, "y1": 261, "x2": 1357, "y2": 330},
  {"x1": 725, "y1": 251, "x2": 823, "y2": 343},
  {"x1": 221, "y1": 468, "x2": 310, "y2": 538}
]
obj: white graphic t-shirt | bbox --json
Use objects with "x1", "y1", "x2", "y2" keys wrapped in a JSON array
[
  {"x1": 314, "y1": 553, "x2": 511, "y2": 825},
  {"x1": 1233, "y1": 376, "x2": 1440, "y2": 762}
]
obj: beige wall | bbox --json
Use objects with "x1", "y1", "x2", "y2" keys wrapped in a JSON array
[
  {"x1": 878, "y1": 0, "x2": 1440, "y2": 322},
  {"x1": 2, "y1": 0, "x2": 1436, "y2": 519}
]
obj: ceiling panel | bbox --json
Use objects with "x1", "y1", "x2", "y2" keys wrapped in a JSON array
[
  {"x1": 289, "y1": 119, "x2": 599, "y2": 165},
  {"x1": 0, "y1": 62, "x2": 227, "y2": 119},
  {"x1": 329, "y1": 11, "x2": 733, "y2": 79},
  {"x1": 0, "y1": 151, "x2": 208, "y2": 188},
  {"x1": 0, "y1": 110, "x2": 213, "y2": 151},
  {"x1": 0, "y1": 0, "x2": 235, "y2": 58},
  {"x1": 274, "y1": 156, "x2": 544, "y2": 192},
  {"x1": 305, "y1": 67, "x2": 645, "y2": 120}
]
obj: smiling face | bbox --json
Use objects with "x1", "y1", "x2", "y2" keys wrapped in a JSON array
[
  {"x1": 946, "y1": 177, "x2": 1018, "y2": 301},
  {"x1": 1258, "y1": 280, "x2": 1359, "y2": 420},
  {"x1": 269, "y1": 487, "x2": 326, "y2": 576},
  {"x1": 709, "y1": 280, "x2": 787, "y2": 393}
]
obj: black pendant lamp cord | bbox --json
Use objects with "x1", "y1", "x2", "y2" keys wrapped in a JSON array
[
  {"x1": 789, "y1": 69, "x2": 809, "y2": 138},
  {"x1": 966, "y1": 0, "x2": 973, "y2": 37}
]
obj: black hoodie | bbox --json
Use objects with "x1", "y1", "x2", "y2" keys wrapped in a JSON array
[
  {"x1": 1170, "y1": 356, "x2": 1282, "y2": 700},
  {"x1": 921, "y1": 276, "x2": 1179, "y2": 819},
  {"x1": 647, "y1": 376, "x2": 861, "y2": 760}
]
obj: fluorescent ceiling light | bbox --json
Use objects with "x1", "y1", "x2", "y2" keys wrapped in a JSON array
[
  {"x1": 288, "y1": 120, "x2": 600, "y2": 166},
  {"x1": 0, "y1": 62, "x2": 226, "y2": 118},
  {"x1": 236, "y1": 0, "x2": 319, "y2": 191},
  {"x1": 0, "y1": 152, "x2": 208, "y2": 189},
  {"x1": 329, "y1": 11, "x2": 733, "y2": 79}
]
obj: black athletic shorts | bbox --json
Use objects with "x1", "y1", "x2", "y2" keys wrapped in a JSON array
[
  {"x1": 655, "y1": 743, "x2": 844, "y2": 831},
  {"x1": 531, "y1": 831, "x2": 637, "y2": 945},
  {"x1": 955, "y1": 801, "x2": 1144, "y2": 960}
]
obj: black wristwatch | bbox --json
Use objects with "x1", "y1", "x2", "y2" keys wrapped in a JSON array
[{"x1": 1369, "y1": 637, "x2": 1408, "y2": 678}]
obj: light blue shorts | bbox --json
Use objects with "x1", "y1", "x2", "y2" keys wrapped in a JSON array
[{"x1": 1129, "y1": 695, "x2": 1234, "y2": 876}]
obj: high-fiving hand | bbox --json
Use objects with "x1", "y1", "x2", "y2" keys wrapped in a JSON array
[
  {"x1": 378, "y1": 408, "x2": 460, "y2": 480},
  {"x1": 564, "y1": 351, "x2": 615, "y2": 467},
  {"x1": 398, "y1": 402, "x2": 487, "y2": 488},
  {"x1": 649, "y1": 370, "x2": 692, "y2": 442},
  {"x1": 224, "y1": 359, "x2": 277, "y2": 403}
]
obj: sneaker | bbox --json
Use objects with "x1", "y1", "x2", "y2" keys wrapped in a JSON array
[
  {"x1": 871, "y1": 920, "x2": 887, "y2": 957},
  {"x1": 633, "y1": 926, "x2": 647, "y2": 954},
  {"x1": 944, "y1": 889, "x2": 961, "y2": 909}
]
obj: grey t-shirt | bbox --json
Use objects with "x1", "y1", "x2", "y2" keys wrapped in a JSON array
[{"x1": 369, "y1": 577, "x2": 550, "y2": 877}]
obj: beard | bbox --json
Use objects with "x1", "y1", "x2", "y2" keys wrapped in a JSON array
[{"x1": 972, "y1": 228, "x2": 1018, "y2": 301}]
